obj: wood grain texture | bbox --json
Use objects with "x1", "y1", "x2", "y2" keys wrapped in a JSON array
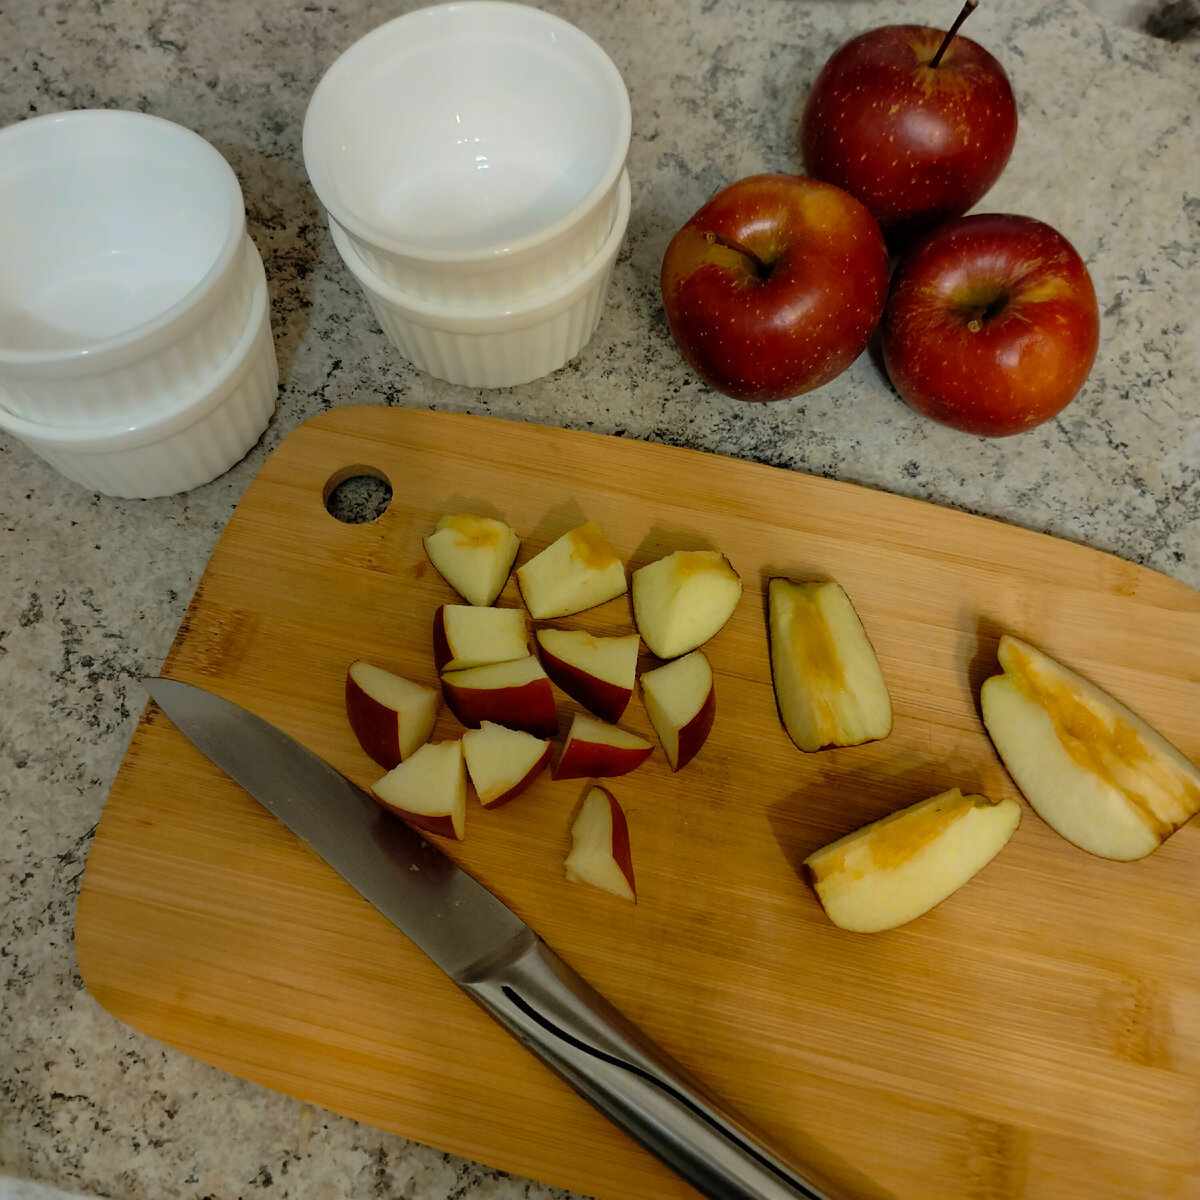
[{"x1": 76, "y1": 406, "x2": 1200, "y2": 1200}]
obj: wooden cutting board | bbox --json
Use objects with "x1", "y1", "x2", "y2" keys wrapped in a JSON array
[{"x1": 76, "y1": 406, "x2": 1200, "y2": 1200}]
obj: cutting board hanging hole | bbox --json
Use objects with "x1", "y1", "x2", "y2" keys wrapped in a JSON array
[{"x1": 323, "y1": 465, "x2": 393, "y2": 524}]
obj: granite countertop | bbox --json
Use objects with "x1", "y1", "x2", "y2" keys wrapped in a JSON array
[{"x1": 2, "y1": 0, "x2": 1197, "y2": 1197}]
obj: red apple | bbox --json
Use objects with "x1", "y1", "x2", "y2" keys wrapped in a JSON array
[
  {"x1": 659, "y1": 174, "x2": 888, "y2": 402},
  {"x1": 800, "y1": 20, "x2": 1017, "y2": 244},
  {"x1": 880, "y1": 214, "x2": 1100, "y2": 436},
  {"x1": 565, "y1": 786, "x2": 636, "y2": 901},
  {"x1": 371, "y1": 739, "x2": 467, "y2": 840},
  {"x1": 345, "y1": 660, "x2": 441, "y2": 769},
  {"x1": 535, "y1": 627, "x2": 640, "y2": 724},
  {"x1": 554, "y1": 713, "x2": 654, "y2": 781},
  {"x1": 432, "y1": 603, "x2": 527, "y2": 673},
  {"x1": 461, "y1": 720, "x2": 552, "y2": 809},
  {"x1": 440, "y1": 655, "x2": 558, "y2": 738},
  {"x1": 639, "y1": 650, "x2": 716, "y2": 772}
]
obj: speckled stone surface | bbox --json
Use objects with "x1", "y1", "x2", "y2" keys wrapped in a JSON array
[{"x1": 1, "y1": 0, "x2": 1197, "y2": 1197}]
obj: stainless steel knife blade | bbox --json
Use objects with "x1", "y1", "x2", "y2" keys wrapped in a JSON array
[{"x1": 142, "y1": 676, "x2": 860, "y2": 1200}]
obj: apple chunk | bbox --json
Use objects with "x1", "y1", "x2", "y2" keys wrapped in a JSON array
[
  {"x1": 423, "y1": 513, "x2": 520, "y2": 607},
  {"x1": 535, "y1": 627, "x2": 639, "y2": 723},
  {"x1": 804, "y1": 789, "x2": 1021, "y2": 933},
  {"x1": 461, "y1": 720, "x2": 552, "y2": 808},
  {"x1": 440, "y1": 655, "x2": 558, "y2": 738},
  {"x1": 768, "y1": 578, "x2": 892, "y2": 752},
  {"x1": 631, "y1": 549, "x2": 742, "y2": 660},
  {"x1": 981, "y1": 634, "x2": 1200, "y2": 860},
  {"x1": 516, "y1": 523, "x2": 627, "y2": 619},
  {"x1": 565, "y1": 786, "x2": 636, "y2": 901},
  {"x1": 554, "y1": 713, "x2": 653, "y2": 780},
  {"x1": 345, "y1": 660, "x2": 441, "y2": 769},
  {"x1": 640, "y1": 650, "x2": 715, "y2": 772},
  {"x1": 433, "y1": 604, "x2": 528, "y2": 673},
  {"x1": 371, "y1": 739, "x2": 467, "y2": 840}
]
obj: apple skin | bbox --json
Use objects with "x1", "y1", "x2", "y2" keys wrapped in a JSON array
[
  {"x1": 880, "y1": 214, "x2": 1100, "y2": 436},
  {"x1": 660, "y1": 174, "x2": 888, "y2": 402},
  {"x1": 565, "y1": 786, "x2": 636, "y2": 901},
  {"x1": 344, "y1": 661, "x2": 441, "y2": 769},
  {"x1": 800, "y1": 25, "x2": 1017, "y2": 245},
  {"x1": 553, "y1": 714, "x2": 654, "y2": 781},
  {"x1": 440, "y1": 657, "x2": 559, "y2": 739}
]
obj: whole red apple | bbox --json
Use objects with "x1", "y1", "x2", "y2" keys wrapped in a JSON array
[
  {"x1": 659, "y1": 174, "x2": 888, "y2": 402},
  {"x1": 880, "y1": 213, "x2": 1100, "y2": 436},
  {"x1": 800, "y1": 23, "x2": 1017, "y2": 244}
]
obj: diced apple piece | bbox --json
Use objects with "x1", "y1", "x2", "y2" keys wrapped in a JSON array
[
  {"x1": 981, "y1": 634, "x2": 1200, "y2": 860},
  {"x1": 565, "y1": 785, "x2": 636, "y2": 901},
  {"x1": 516, "y1": 523, "x2": 627, "y2": 619},
  {"x1": 461, "y1": 720, "x2": 552, "y2": 809},
  {"x1": 767, "y1": 578, "x2": 892, "y2": 752},
  {"x1": 424, "y1": 513, "x2": 520, "y2": 607},
  {"x1": 640, "y1": 650, "x2": 715, "y2": 771},
  {"x1": 535, "y1": 627, "x2": 640, "y2": 723},
  {"x1": 432, "y1": 604, "x2": 528, "y2": 673},
  {"x1": 345, "y1": 660, "x2": 441, "y2": 769},
  {"x1": 371, "y1": 739, "x2": 467, "y2": 840},
  {"x1": 440, "y1": 655, "x2": 558, "y2": 738},
  {"x1": 804, "y1": 788, "x2": 1021, "y2": 933},
  {"x1": 554, "y1": 712, "x2": 653, "y2": 780},
  {"x1": 631, "y1": 549, "x2": 742, "y2": 659}
]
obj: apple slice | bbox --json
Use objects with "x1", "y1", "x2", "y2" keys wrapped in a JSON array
[
  {"x1": 554, "y1": 712, "x2": 653, "y2": 780},
  {"x1": 631, "y1": 549, "x2": 742, "y2": 659},
  {"x1": 423, "y1": 513, "x2": 520, "y2": 607},
  {"x1": 804, "y1": 788, "x2": 1021, "y2": 933},
  {"x1": 516, "y1": 522, "x2": 627, "y2": 619},
  {"x1": 535, "y1": 627, "x2": 640, "y2": 723},
  {"x1": 440, "y1": 655, "x2": 558, "y2": 738},
  {"x1": 371, "y1": 739, "x2": 467, "y2": 840},
  {"x1": 981, "y1": 634, "x2": 1200, "y2": 860},
  {"x1": 565, "y1": 785, "x2": 636, "y2": 901},
  {"x1": 433, "y1": 604, "x2": 528, "y2": 673},
  {"x1": 461, "y1": 720, "x2": 552, "y2": 809},
  {"x1": 767, "y1": 578, "x2": 892, "y2": 752},
  {"x1": 640, "y1": 650, "x2": 715, "y2": 771},
  {"x1": 345, "y1": 660, "x2": 441, "y2": 769}
]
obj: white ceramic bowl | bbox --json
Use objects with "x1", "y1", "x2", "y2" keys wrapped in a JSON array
[
  {"x1": 0, "y1": 109, "x2": 252, "y2": 427},
  {"x1": 303, "y1": 1, "x2": 631, "y2": 305},
  {"x1": 330, "y1": 170, "x2": 630, "y2": 389},
  {"x1": 0, "y1": 256, "x2": 279, "y2": 499}
]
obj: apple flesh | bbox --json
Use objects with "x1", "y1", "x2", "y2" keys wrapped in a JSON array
[
  {"x1": 371, "y1": 739, "x2": 467, "y2": 840},
  {"x1": 640, "y1": 650, "x2": 715, "y2": 772},
  {"x1": 432, "y1": 604, "x2": 528, "y2": 673},
  {"x1": 981, "y1": 635, "x2": 1200, "y2": 860},
  {"x1": 804, "y1": 788, "x2": 1021, "y2": 932},
  {"x1": 535, "y1": 627, "x2": 640, "y2": 723},
  {"x1": 768, "y1": 578, "x2": 892, "y2": 752},
  {"x1": 440, "y1": 655, "x2": 558, "y2": 739},
  {"x1": 345, "y1": 660, "x2": 441, "y2": 769},
  {"x1": 461, "y1": 720, "x2": 552, "y2": 809},
  {"x1": 565, "y1": 785, "x2": 636, "y2": 901},
  {"x1": 516, "y1": 523, "x2": 627, "y2": 620},
  {"x1": 881, "y1": 213, "x2": 1100, "y2": 436},
  {"x1": 660, "y1": 174, "x2": 888, "y2": 402},
  {"x1": 800, "y1": 24, "x2": 1017, "y2": 244},
  {"x1": 423, "y1": 513, "x2": 520, "y2": 607},
  {"x1": 554, "y1": 712, "x2": 654, "y2": 781},
  {"x1": 632, "y1": 549, "x2": 742, "y2": 660}
]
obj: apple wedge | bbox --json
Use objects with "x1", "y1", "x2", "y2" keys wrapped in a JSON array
[
  {"x1": 440, "y1": 655, "x2": 558, "y2": 738},
  {"x1": 554, "y1": 712, "x2": 654, "y2": 780},
  {"x1": 565, "y1": 785, "x2": 636, "y2": 901},
  {"x1": 423, "y1": 513, "x2": 520, "y2": 607},
  {"x1": 516, "y1": 522, "x2": 627, "y2": 619},
  {"x1": 433, "y1": 604, "x2": 528, "y2": 673},
  {"x1": 640, "y1": 650, "x2": 715, "y2": 772},
  {"x1": 804, "y1": 788, "x2": 1021, "y2": 933},
  {"x1": 981, "y1": 634, "x2": 1200, "y2": 860},
  {"x1": 535, "y1": 627, "x2": 640, "y2": 723},
  {"x1": 461, "y1": 720, "x2": 552, "y2": 809},
  {"x1": 345, "y1": 660, "x2": 441, "y2": 769},
  {"x1": 631, "y1": 549, "x2": 742, "y2": 659},
  {"x1": 371, "y1": 739, "x2": 467, "y2": 840},
  {"x1": 767, "y1": 578, "x2": 892, "y2": 752}
]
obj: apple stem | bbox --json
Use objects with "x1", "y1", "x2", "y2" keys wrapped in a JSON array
[
  {"x1": 929, "y1": 0, "x2": 979, "y2": 68},
  {"x1": 966, "y1": 308, "x2": 986, "y2": 332},
  {"x1": 703, "y1": 230, "x2": 771, "y2": 278}
]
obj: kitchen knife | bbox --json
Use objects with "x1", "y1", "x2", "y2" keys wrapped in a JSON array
[{"x1": 143, "y1": 676, "x2": 849, "y2": 1200}]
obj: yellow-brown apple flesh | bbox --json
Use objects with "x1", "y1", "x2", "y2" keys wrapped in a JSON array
[
  {"x1": 553, "y1": 713, "x2": 653, "y2": 780},
  {"x1": 423, "y1": 513, "x2": 520, "y2": 607},
  {"x1": 516, "y1": 522, "x2": 627, "y2": 620},
  {"x1": 632, "y1": 549, "x2": 743, "y2": 660},
  {"x1": 440, "y1": 655, "x2": 558, "y2": 738},
  {"x1": 565, "y1": 786, "x2": 636, "y2": 901},
  {"x1": 345, "y1": 660, "x2": 441, "y2": 769},
  {"x1": 535, "y1": 628, "x2": 639, "y2": 724}
]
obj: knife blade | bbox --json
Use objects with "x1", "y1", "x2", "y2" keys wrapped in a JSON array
[{"x1": 143, "y1": 676, "x2": 851, "y2": 1200}]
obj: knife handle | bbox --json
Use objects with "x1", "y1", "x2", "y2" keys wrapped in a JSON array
[{"x1": 460, "y1": 935, "x2": 847, "y2": 1200}]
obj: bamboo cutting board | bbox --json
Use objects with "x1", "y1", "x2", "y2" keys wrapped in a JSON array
[{"x1": 76, "y1": 406, "x2": 1200, "y2": 1200}]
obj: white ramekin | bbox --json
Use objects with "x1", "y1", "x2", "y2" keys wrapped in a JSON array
[{"x1": 331, "y1": 170, "x2": 630, "y2": 389}]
